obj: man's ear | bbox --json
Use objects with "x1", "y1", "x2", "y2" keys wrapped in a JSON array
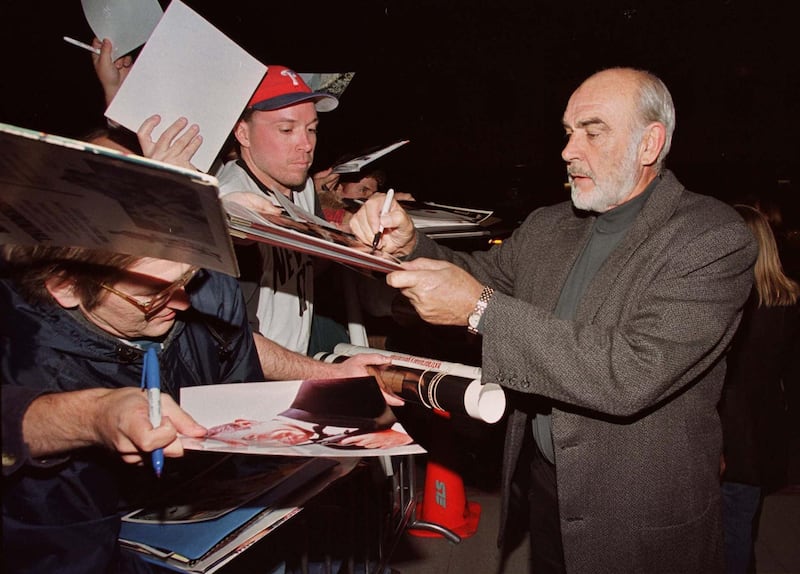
[
  {"x1": 234, "y1": 120, "x2": 250, "y2": 149},
  {"x1": 45, "y1": 276, "x2": 81, "y2": 309},
  {"x1": 640, "y1": 122, "x2": 666, "y2": 166}
]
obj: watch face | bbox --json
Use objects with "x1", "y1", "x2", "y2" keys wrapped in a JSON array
[{"x1": 468, "y1": 311, "x2": 480, "y2": 329}]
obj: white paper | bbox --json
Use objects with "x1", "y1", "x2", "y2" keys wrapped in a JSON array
[
  {"x1": 105, "y1": 0, "x2": 266, "y2": 172},
  {"x1": 81, "y1": 0, "x2": 163, "y2": 60}
]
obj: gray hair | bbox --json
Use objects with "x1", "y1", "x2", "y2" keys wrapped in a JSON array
[{"x1": 632, "y1": 70, "x2": 675, "y2": 172}]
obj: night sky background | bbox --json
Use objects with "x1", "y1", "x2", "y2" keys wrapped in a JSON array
[{"x1": 3, "y1": 0, "x2": 799, "y2": 228}]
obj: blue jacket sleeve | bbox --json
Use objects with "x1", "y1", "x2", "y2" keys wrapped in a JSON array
[{"x1": 1, "y1": 385, "x2": 66, "y2": 476}]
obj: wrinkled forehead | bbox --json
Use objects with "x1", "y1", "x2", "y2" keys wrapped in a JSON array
[{"x1": 563, "y1": 72, "x2": 638, "y2": 129}]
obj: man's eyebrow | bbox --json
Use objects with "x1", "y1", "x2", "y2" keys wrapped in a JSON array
[
  {"x1": 562, "y1": 117, "x2": 608, "y2": 130},
  {"x1": 577, "y1": 118, "x2": 608, "y2": 129},
  {"x1": 273, "y1": 117, "x2": 319, "y2": 127}
]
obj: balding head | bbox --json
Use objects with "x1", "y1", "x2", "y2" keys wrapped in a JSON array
[{"x1": 577, "y1": 68, "x2": 675, "y2": 171}]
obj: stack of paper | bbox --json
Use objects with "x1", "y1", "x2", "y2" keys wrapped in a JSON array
[{"x1": 119, "y1": 455, "x2": 343, "y2": 573}]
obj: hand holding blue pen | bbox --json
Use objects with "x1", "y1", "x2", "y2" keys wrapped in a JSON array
[{"x1": 142, "y1": 347, "x2": 164, "y2": 477}]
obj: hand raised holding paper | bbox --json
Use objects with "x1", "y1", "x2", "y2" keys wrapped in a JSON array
[{"x1": 137, "y1": 114, "x2": 202, "y2": 171}]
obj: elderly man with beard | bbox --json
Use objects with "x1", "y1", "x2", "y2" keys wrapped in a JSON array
[{"x1": 349, "y1": 67, "x2": 757, "y2": 573}]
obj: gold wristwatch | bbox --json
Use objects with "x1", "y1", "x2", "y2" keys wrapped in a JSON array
[{"x1": 467, "y1": 286, "x2": 494, "y2": 334}]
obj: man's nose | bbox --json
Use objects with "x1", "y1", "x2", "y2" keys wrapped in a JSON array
[
  {"x1": 297, "y1": 132, "x2": 314, "y2": 152},
  {"x1": 561, "y1": 133, "x2": 580, "y2": 163},
  {"x1": 166, "y1": 288, "x2": 191, "y2": 311}
]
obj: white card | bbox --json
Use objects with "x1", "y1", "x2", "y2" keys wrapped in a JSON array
[{"x1": 104, "y1": 0, "x2": 266, "y2": 173}]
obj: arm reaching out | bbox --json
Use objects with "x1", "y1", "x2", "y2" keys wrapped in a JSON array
[
  {"x1": 21, "y1": 387, "x2": 207, "y2": 465},
  {"x1": 253, "y1": 334, "x2": 403, "y2": 405}
]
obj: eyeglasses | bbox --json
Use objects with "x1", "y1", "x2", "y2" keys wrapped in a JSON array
[{"x1": 98, "y1": 266, "x2": 200, "y2": 320}]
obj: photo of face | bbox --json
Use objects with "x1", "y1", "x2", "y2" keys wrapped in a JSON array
[{"x1": 205, "y1": 418, "x2": 315, "y2": 447}]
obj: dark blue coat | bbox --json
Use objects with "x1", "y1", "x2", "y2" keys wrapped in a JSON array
[{"x1": 1, "y1": 270, "x2": 263, "y2": 573}]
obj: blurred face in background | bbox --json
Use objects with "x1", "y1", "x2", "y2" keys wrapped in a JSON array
[{"x1": 336, "y1": 176, "x2": 380, "y2": 200}]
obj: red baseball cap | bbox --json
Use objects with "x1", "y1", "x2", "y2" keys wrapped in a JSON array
[{"x1": 247, "y1": 65, "x2": 338, "y2": 112}]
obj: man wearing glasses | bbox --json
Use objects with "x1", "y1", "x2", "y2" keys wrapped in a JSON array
[{"x1": 0, "y1": 245, "x2": 264, "y2": 573}]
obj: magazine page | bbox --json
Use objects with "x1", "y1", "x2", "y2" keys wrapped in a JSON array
[
  {"x1": 315, "y1": 344, "x2": 506, "y2": 424},
  {"x1": 180, "y1": 379, "x2": 426, "y2": 457},
  {"x1": 225, "y1": 200, "x2": 403, "y2": 274},
  {"x1": 0, "y1": 122, "x2": 238, "y2": 276}
]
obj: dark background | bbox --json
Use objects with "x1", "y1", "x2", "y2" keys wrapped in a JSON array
[{"x1": 3, "y1": 0, "x2": 798, "y2": 226}]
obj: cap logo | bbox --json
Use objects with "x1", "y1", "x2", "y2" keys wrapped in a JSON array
[{"x1": 281, "y1": 69, "x2": 300, "y2": 86}]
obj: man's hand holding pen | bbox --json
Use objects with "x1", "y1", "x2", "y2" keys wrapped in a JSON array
[
  {"x1": 88, "y1": 387, "x2": 206, "y2": 467},
  {"x1": 351, "y1": 190, "x2": 417, "y2": 256},
  {"x1": 351, "y1": 191, "x2": 486, "y2": 329}
]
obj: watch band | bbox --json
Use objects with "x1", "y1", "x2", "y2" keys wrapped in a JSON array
[{"x1": 467, "y1": 285, "x2": 495, "y2": 334}]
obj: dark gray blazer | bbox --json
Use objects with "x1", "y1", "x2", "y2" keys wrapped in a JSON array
[{"x1": 411, "y1": 171, "x2": 757, "y2": 574}]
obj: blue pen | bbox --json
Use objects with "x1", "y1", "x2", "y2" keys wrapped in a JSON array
[{"x1": 142, "y1": 347, "x2": 164, "y2": 477}]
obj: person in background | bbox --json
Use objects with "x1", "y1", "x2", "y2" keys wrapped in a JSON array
[
  {"x1": 350, "y1": 67, "x2": 757, "y2": 573},
  {"x1": 216, "y1": 66, "x2": 404, "y2": 373},
  {"x1": 317, "y1": 169, "x2": 388, "y2": 230},
  {"x1": 1, "y1": 246, "x2": 264, "y2": 573},
  {"x1": 336, "y1": 169, "x2": 388, "y2": 200},
  {"x1": 718, "y1": 204, "x2": 800, "y2": 574},
  {"x1": 215, "y1": 64, "x2": 338, "y2": 357}
]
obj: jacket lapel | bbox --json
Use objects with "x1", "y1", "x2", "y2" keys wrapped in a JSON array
[{"x1": 576, "y1": 171, "x2": 684, "y2": 321}]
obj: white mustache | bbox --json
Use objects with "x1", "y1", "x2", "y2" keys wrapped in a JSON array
[{"x1": 568, "y1": 169, "x2": 592, "y2": 180}]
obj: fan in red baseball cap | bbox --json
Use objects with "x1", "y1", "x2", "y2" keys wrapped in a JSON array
[{"x1": 247, "y1": 65, "x2": 338, "y2": 112}]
